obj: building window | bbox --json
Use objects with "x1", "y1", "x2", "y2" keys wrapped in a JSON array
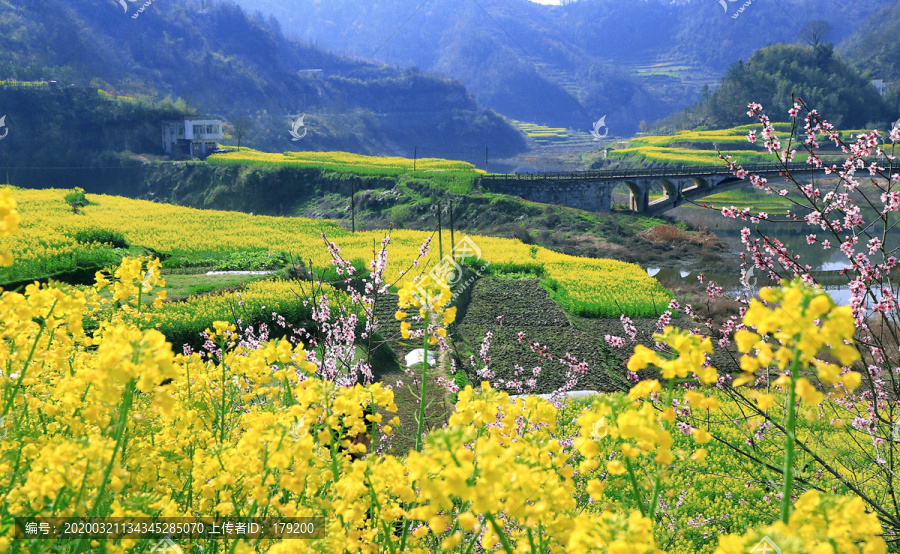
[{"x1": 193, "y1": 125, "x2": 203, "y2": 136}]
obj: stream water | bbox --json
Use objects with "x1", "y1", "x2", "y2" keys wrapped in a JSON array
[{"x1": 653, "y1": 203, "x2": 900, "y2": 305}]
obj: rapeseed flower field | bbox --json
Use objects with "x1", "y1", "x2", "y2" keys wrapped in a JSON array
[
  {"x1": 208, "y1": 149, "x2": 483, "y2": 175},
  {"x1": 0, "y1": 188, "x2": 890, "y2": 553},
  {"x1": 206, "y1": 149, "x2": 483, "y2": 194},
  {"x1": 609, "y1": 123, "x2": 861, "y2": 167},
  {"x1": 2, "y1": 188, "x2": 669, "y2": 318}
]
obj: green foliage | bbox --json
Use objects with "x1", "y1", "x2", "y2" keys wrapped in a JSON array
[
  {"x1": 488, "y1": 268, "x2": 544, "y2": 281},
  {"x1": 160, "y1": 273, "x2": 270, "y2": 302},
  {"x1": 841, "y1": 1, "x2": 900, "y2": 82},
  {"x1": 72, "y1": 228, "x2": 128, "y2": 249},
  {"x1": 63, "y1": 188, "x2": 89, "y2": 213},
  {"x1": 0, "y1": 87, "x2": 190, "y2": 186},
  {"x1": 660, "y1": 43, "x2": 892, "y2": 131},
  {"x1": 145, "y1": 279, "x2": 317, "y2": 351},
  {"x1": 0, "y1": 246, "x2": 122, "y2": 288},
  {"x1": 206, "y1": 150, "x2": 481, "y2": 194},
  {"x1": 448, "y1": 367, "x2": 471, "y2": 405},
  {"x1": 160, "y1": 254, "x2": 223, "y2": 270},
  {"x1": 213, "y1": 251, "x2": 289, "y2": 271}
]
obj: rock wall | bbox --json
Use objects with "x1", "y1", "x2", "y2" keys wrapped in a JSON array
[{"x1": 16, "y1": 162, "x2": 396, "y2": 216}]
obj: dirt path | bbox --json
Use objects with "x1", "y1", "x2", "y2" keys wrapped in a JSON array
[{"x1": 369, "y1": 293, "x2": 455, "y2": 455}]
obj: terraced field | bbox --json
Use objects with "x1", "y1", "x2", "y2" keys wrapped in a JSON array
[
  {"x1": 455, "y1": 278, "x2": 622, "y2": 394},
  {"x1": 607, "y1": 123, "x2": 866, "y2": 167},
  {"x1": 4, "y1": 188, "x2": 671, "y2": 319}
]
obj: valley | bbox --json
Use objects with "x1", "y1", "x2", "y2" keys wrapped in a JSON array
[{"x1": 2, "y1": 0, "x2": 900, "y2": 552}]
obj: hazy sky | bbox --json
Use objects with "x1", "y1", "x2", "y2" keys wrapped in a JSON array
[{"x1": 529, "y1": 0, "x2": 562, "y2": 4}]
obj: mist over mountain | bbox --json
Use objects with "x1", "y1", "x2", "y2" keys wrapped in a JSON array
[
  {"x1": 0, "y1": 0, "x2": 526, "y2": 162},
  {"x1": 232, "y1": 0, "x2": 895, "y2": 135}
]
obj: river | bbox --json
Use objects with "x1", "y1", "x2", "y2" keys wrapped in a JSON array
[{"x1": 648, "y1": 195, "x2": 900, "y2": 305}]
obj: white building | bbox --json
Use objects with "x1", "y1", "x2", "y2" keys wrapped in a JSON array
[
  {"x1": 873, "y1": 79, "x2": 889, "y2": 97},
  {"x1": 162, "y1": 116, "x2": 223, "y2": 157}
]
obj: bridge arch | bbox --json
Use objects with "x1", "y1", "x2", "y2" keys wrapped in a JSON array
[
  {"x1": 658, "y1": 179, "x2": 679, "y2": 200},
  {"x1": 690, "y1": 176, "x2": 709, "y2": 189},
  {"x1": 622, "y1": 181, "x2": 647, "y2": 212},
  {"x1": 477, "y1": 162, "x2": 824, "y2": 215}
]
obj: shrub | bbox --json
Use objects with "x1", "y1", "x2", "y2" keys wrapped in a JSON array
[
  {"x1": 62, "y1": 187, "x2": 89, "y2": 214},
  {"x1": 510, "y1": 224, "x2": 534, "y2": 244},
  {"x1": 213, "y1": 250, "x2": 289, "y2": 271},
  {"x1": 72, "y1": 228, "x2": 129, "y2": 249}
]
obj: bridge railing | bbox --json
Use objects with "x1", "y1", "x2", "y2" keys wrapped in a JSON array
[{"x1": 479, "y1": 161, "x2": 826, "y2": 182}]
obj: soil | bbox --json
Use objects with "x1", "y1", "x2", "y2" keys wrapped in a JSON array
[
  {"x1": 364, "y1": 274, "x2": 745, "y2": 457},
  {"x1": 368, "y1": 292, "x2": 455, "y2": 456},
  {"x1": 453, "y1": 278, "x2": 623, "y2": 394}
]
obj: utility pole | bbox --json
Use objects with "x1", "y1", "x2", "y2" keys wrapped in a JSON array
[
  {"x1": 351, "y1": 178, "x2": 356, "y2": 233},
  {"x1": 4, "y1": 142, "x2": 8, "y2": 185},
  {"x1": 449, "y1": 200, "x2": 455, "y2": 258},
  {"x1": 485, "y1": 146, "x2": 489, "y2": 173},
  {"x1": 413, "y1": 146, "x2": 417, "y2": 172},
  {"x1": 437, "y1": 203, "x2": 443, "y2": 260}
]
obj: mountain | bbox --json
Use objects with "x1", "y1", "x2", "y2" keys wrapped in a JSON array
[
  {"x1": 655, "y1": 43, "x2": 893, "y2": 131},
  {"x1": 841, "y1": 1, "x2": 900, "y2": 112},
  {"x1": 0, "y1": 0, "x2": 526, "y2": 162},
  {"x1": 231, "y1": 0, "x2": 894, "y2": 135}
]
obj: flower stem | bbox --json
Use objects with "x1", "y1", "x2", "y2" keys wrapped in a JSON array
[
  {"x1": 1, "y1": 301, "x2": 56, "y2": 418},
  {"x1": 781, "y1": 353, "x2": 800, "y2": 524},
  {"x1": 649, "y1": 377, "x2": 676, "y2": 519},
  {"x1": 484, "y1": 512, "x2": 515, "y2": 554},
  {"x1": 93, "y1": 379, "x2": 136, "y2": 514},
  {"x1": 415, "y1": 331, "x2": 429, "y2": 452},
  {"x1": 624, "y1": 457, "x2": 646, "y2": 517}
]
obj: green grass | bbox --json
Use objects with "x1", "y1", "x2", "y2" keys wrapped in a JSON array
[
  {"x1": 145, "y1": 279, "x2": 330, "y2": 350},
  {"x1": 0, "y1": 245, "x2": 137, "y2": 287},
  {"x1": 162, "y1": 273, "x2": 271, "y2": 302},
  {"x1": 207, "y1": 149, "x2": 481, "y2": 195},
  {"x1": 690, "y1": 188, "x2": 795, "y2": 214}
]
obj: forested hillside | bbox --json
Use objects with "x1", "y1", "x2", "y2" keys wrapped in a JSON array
[
  {"x1": 655, "y1": 43, "x2": 894, "y2": 131},
  {"x1": 841, "y1": 1, "x2": 900, "y2": 82},
  {"x1": 0, "y1": 0, "x2": 526, "y2": 161}
]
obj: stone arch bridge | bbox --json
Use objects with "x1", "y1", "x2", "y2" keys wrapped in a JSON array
[{"x1": 478, "y1": 163, "x2": 823, "y2": 215}]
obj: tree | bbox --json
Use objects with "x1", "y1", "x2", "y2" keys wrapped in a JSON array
[
  {"x1": 63, "y1": 187, "x2": 88, "y2": 214},
  {"x1": 229, "y1": 114, "x2": 254, "y2": 151},
  {"x1": 799, "y1": 20, "x2": 832, "y2": 47}
]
